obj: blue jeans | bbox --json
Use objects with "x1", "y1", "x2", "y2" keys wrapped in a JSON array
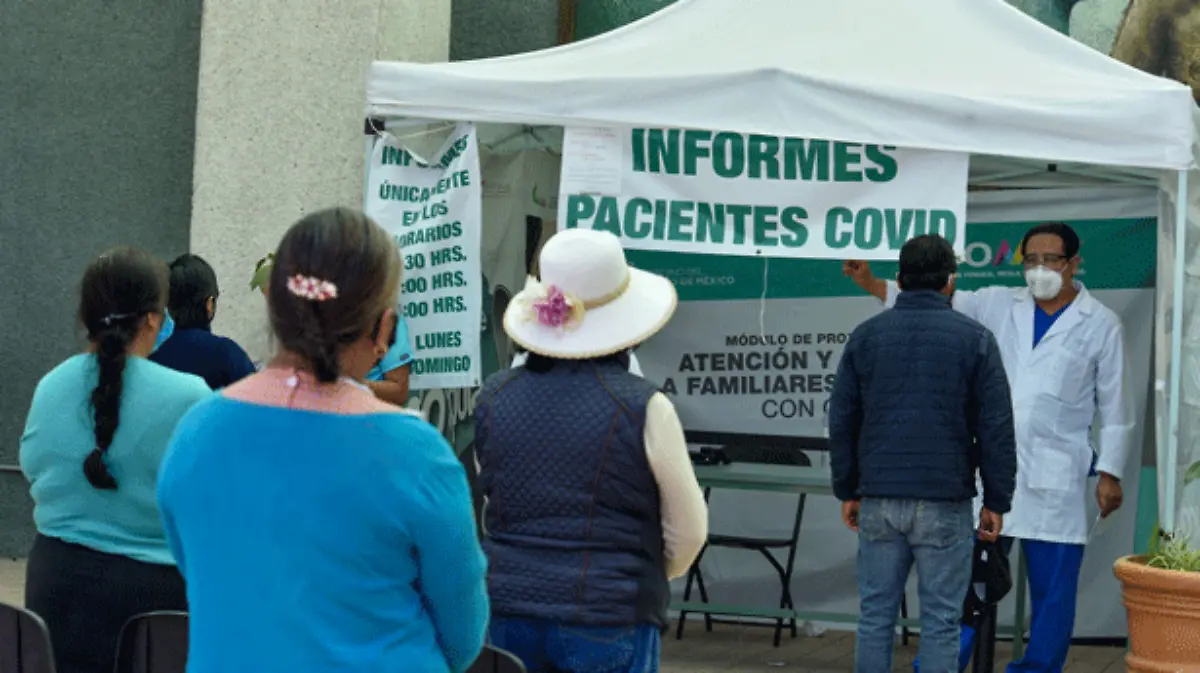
[
  {"x1": 856, "y1": 498, "x2": 974, "y2": 673},
  {"x1": 489, "y1": 616, "x2": 660, "y2": 673}
]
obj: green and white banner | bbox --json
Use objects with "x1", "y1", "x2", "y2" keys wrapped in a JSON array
[
  {"x1": 556, "y1": 126, "x2": 969, "y2": 259},
  {"x1": 365, "y1": 124, "x2": 482, "y2": 391},
  {"x1": 633, "y1": 187, "x2": 1156, "y2": 641},
  {"x1": 403, "y1": 148, "x2": 562, "y2": 453},
  {"x1": 632, "y1": 187, "x2": 1157, "y2": 439}
]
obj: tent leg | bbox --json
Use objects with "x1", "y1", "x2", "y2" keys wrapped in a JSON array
[{"x1": 1165, "y1": 169, "x2": 1189, "y2": 535}]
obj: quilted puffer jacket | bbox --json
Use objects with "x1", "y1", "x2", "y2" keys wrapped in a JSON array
[{"x1": 829, "y1": 290, "x2": 1017, "y2": 514}]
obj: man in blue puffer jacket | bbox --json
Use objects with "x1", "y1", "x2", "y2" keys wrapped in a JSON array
[{"x1": 829, "y1": 234, "x2": 1017, "y2": 673}]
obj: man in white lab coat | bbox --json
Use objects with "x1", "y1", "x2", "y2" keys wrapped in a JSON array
[{"x1": 845, "y1": 222, "x2": 1134, "y2": 673}]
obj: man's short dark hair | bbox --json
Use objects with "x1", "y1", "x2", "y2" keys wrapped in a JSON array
[
  {"x1": 168, "y1": 254, "x2": 219, "y2": 330},
  {"x1": 898, "y1": 235, "x2": 957, "y2": 292},
  {"x1": 1020, "y1": 222, "x2": 1080, "y2": 259}
]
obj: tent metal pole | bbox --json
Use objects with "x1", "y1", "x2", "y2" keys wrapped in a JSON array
[
  {"x1": 1165, "y1": 169, "x2": 1189, "y2": 535},
  {"x1": 969, "y1": 169, "x2": 1045, "y2": 184}
]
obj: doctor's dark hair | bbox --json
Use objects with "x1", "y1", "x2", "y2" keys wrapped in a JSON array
[
  {"x1": 1020, "y1": 222, "x2": 1080, "y2": 259},
  {"x1": 898, "y1": 235, "x2": 957, "y2": 292},
  {"x1": 167, "y1": 254, "x2": 219, "y2": 330},
  {"x1": 79, "y1": 247, "x2": 169, "y2": 490},
  {"x1": 268, "y1": 207, "x2": 402, "y2": 383}
]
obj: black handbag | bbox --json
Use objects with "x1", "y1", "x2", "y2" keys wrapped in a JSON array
[{"x1": 961, "y1": 540, "x2": 1012, "y2": 627}]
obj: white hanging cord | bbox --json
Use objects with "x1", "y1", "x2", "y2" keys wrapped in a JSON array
[
  {"x1": 381, "y1": 121, "x2": 456, "y2": 143},
  {"x1": 759, "y1": 255, "x2": 770, "y2": 341}
]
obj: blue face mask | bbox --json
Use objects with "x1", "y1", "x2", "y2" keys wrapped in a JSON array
[{"x1": 152, "y1": 309, "x2": 175, "y2": 354}]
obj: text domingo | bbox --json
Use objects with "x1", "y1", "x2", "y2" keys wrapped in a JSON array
[{"x1": 373, "y1": 130, "x2": 479, "y2": 388}]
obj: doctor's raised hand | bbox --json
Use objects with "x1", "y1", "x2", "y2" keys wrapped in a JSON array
[{"x1": 842, "y1": 260, "x2": 887, "y2": 302}]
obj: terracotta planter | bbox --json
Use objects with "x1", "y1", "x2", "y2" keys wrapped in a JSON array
[{"x1": 1114, "y1": 554, "x2": 1200, "y2": 672}]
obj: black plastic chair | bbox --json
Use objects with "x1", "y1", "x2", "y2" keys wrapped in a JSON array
[
  {"x1": 676, "y1": 444, "x2": 811, "y2": 647},
  {"x1": 466, "y1": 645, "x2": 527, "y2": 673},
  {"x1": 0, "y1": 601, "x2": 56, "y2": 673},
  {"x1": 113, "y1": 611, "x2": 188, "y2": 673}
]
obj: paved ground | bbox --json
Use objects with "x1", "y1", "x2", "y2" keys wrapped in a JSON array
[
  {"x1": 0, "y1": 557, "x2": 1124, "y2": 671},
  {"x1": 660, "y1": 621, "x2": 1125, "y2": 672}
]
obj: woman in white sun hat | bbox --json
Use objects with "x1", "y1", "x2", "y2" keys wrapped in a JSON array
[{"x1": 474, "y1": 228, "x2": 708, "y2": 673}]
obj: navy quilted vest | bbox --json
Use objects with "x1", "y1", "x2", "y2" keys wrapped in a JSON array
[{"x1": 474, "y1": 359, "x2": 668, "y2": 629}]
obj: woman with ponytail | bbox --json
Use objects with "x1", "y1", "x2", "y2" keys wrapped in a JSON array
[
  {"x1": 19, "y1": 247, "x2": 212, "y2": 673},
  {"x1": 157, "y1": 208, "x2": 488, "y2": 673}
]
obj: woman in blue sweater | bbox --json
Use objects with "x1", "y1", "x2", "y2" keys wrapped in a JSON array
[
  {"x1": 157, "y1": 207, "x2": 488, "y2": 673},
  {"x1": 20, "y1": 247, "x2": 212, "y2": 673}
]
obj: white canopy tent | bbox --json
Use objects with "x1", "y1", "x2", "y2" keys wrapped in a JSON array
[
  {"x1": 367, "y1": 0, "x2": 1198, "y2": 534},
  {"x1": 369, "y1": 0, "x2": 1192, "y2": 169}
]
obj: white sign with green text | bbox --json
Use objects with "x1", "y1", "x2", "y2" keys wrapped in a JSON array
[
  {"x1": 557, "y1": 126, "x2": 969, "y2": 260},
  {"x1": 365, "y1": 124, "x2": 482, "y2": 390}
]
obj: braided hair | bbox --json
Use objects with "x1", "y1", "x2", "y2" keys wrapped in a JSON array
[{"x1": 78, "y1": 248, "x2": 168, "y2": 490}]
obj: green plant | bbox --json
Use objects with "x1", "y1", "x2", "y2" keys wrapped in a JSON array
[
  {"x1": 1147, "y1": 535, "x2": 1200, "y2": 572},
  {"x1": 1187, "y1": 460, "x2": 1200, "y2": 486},
  {"x1": 250, "y1": 253, "x2": 274, "y2": 292},
  {"x1": 1145, "y1": 459, "x2": 1200, "y2": 570}
]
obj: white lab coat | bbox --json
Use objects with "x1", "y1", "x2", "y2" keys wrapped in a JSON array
[{"x1": 884, "y1": 281, "x2": 1135, "y2": 544}]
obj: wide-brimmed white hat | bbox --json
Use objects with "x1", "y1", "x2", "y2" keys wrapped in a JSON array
[{"x1": 503, "y1": 229, "x2": 677, "y2": 360}]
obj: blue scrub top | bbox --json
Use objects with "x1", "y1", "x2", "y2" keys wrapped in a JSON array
[
  {"x1": 1032, "y1": 302, "x2": 1071, "y2": 347},
  {"x1": 366, "y1": 313, "x2": 414, "y2": 382}
]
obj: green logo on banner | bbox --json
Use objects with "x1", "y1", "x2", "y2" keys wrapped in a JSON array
[{"x1": 627, "y1": 217, "x2": 1155, "y2": 301}]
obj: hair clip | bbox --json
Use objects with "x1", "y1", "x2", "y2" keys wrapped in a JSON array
[
  {"x1": 286, "y1": 275, "x2": 338, "y2": 302},
  {"x1": 101, "y1": 312, "x2": 136, "y2": 326}
]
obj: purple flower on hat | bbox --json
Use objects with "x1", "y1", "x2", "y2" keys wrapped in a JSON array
[{"x1": 533, "y1": 285, "x2": 575, "y2": 328}]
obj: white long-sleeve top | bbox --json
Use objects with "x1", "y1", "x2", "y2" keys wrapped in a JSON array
[{"x1": 643, "y1": 392, "x2": 709, "y2": 579}]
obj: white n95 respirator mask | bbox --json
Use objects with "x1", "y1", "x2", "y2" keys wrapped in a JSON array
[{"x1": 1024, "y1": 265, "x2": 1063, "y2": 300}]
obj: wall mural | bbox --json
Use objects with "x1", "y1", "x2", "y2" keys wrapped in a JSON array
[
  {"x1": 1110, "y1": 0, "x2": 1200, "y2": 101},
  {"x1": 1010, "y1": 0, "x2": 1084, "y2": 32}
]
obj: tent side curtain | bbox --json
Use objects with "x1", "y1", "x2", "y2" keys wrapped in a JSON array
[{"x1": 1159, "y1": 164, "x2": 1200, "y2": 540}]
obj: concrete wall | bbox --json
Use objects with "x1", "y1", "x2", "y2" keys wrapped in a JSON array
[
  {"x1": 0, "y1": 0, "x2": 205, "y2": 557},
  {"x1": 190, "y1": 0, "x2": 452, "y2": 361},
  {"x1": 0, "y1": 0, "x2": 452, "y2": 558},
  {"x1": 1069, "y1": 0, "x2": 1130, "y2": 52}
]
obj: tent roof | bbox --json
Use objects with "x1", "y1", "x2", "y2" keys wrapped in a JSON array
[{"x1": 367, "y1": 0, "x2": 1196, "y2": 170}]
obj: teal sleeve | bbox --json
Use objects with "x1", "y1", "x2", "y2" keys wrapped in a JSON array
[
  {"x1": 157, "y1": 408, "x2": 202, "y2": 575},
  {"x1": 408, "y1": 443, "x2": 488, "y2": 671}
]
